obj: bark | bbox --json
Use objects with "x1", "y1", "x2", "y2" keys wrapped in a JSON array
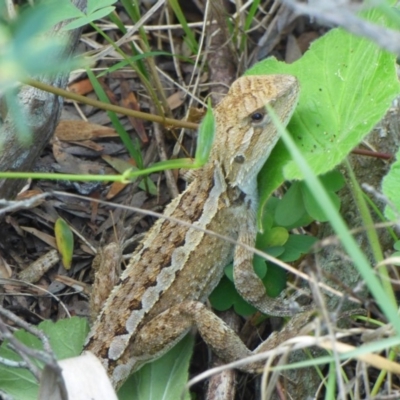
[{"x1": 0, "y1": 0, "x2": 87, "y2": 199}]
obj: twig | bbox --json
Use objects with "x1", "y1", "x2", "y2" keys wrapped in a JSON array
[
  {"x1": 0, "y1": 307, "x2": 67, "y2": 399},
  {"x1": 283, "y1": 0, "x2": 400, "y2": 56}
]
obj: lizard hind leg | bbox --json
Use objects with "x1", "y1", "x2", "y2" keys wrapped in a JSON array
[
  {"x1": 129, "y1": 301, "x2": 258, "y2": 370},
  {"x1": 129, "y1": 302, "x2": 315, "y2": 377}
]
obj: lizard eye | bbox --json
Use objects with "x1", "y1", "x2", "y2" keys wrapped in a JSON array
[
  {"x1": 251, "y1": 112, "x2": 264, "y2": 121},
  {"x1": 250, "y1": 110, "x2": 269, "y2": 126}
]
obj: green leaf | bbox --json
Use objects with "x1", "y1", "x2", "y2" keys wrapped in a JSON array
[
  {"x1": 168, "y1": 0, "x2": 198, "y2": 54},
  {"x1": 250, "y1": 5, "x2": 400, "y2": 223},
  {"x1": 275, "y1": 182, "x2": 308, "y2": 227},
  {"x1": 266, "y1": 96, "x2": 400, "y2": 337},
  {"x1": 210, "y1": 255, "x2": 288, "y2": 317},
  {"x1": 259, "y1": 196, "x2": 279, "y2": 232},
  {"x1": 63, "y1": 16, "x2": 91, "y2": 31},
  {"x1": 0, "y1": 2, "x2": 78, "y2": 90},
  {"x1": 319, "y1": 170, "x2": 345, "y2": 192},
  {"x1": 261, "y1": 262, "x2": 287, "y2": 299},
  {"x1": 262, "y1": 246, "x2": 285, "y2": 258},
  {"x1": 39, "y1": 318, "x2": 89, "y2": 360},
  {"x1": 279, "y1": 234, "x2": 318, "y2": 262},
  {"x1": 253, "y1": 255, "x2": 268, "y2": 279},
  {"x1": 86, "y1": 7, "x2": 115, "y2": 21},
  {"x1": 43, "y1": 0, "x2": 84, "y2": 28},
  {"x1": 233, "y1": 296, "x2": 259, "y2": 316},
  {"x1": 62, "y1": 0, "x2": 117, "y2": 30},
  {"x1": 54, "y1": 218, "x2": 74, "y2": 270},
  {"x1": 87, "y1": 0, "x2": 117, "y2": 15},
  {"x1": 301, "y1": 184, "x2": 341, "y2": 222},
  {"x1": 209, "y1": 275, "x2": 258, "y2": 316},
  {"x1": 223, "y1": 263, "x2": 234, "y2": 282},
  {"x1": 382, "y1": 147, "x2": 400, "y2": 220},
  {"x1": 256, "y1": 226, "x2": 289, "y2": 249},
  {"x1": 119, "y1": 334, "x2": 194, "y2": 400},
  {"x1": 209, "y1": 276, "x2": 238, "y2": 311},
  {"x1": 394, "y1": 241, "x2": 400, "y2": 251},
  {"x1": 0, "y1": 317, "x2": 88, "y2": 400}
]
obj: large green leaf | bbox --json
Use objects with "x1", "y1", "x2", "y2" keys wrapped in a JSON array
[
  {"x1": 382, "y1": 147, "x2": 400, "y2": 220},
  {"x1": 118, "y1": 334, "x2": 194, "y2": 400},
  {"x1": 246, "y1": 5, "x2": 400, "y2": 223}
]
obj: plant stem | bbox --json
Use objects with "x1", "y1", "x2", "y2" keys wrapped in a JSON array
[{"x1": 23, "y1": 78, "x2": 198, "y2": 130}]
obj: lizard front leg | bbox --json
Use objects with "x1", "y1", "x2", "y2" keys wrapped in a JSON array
[{"x1": 232, "y1": 200, "x2": 311, "y2": 317}]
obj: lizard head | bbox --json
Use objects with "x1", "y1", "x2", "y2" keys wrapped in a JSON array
[{"x1": 212, "y1": 74, "x2": 300, "y2": 194}]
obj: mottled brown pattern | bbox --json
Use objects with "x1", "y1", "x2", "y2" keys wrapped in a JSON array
[{"x1": 85, "y1": 75, "x2": 305, "y2": 389}]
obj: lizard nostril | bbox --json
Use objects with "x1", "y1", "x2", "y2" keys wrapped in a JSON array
[{"x1": 234, "y1": 154, "x2": 245, "y2": 164}]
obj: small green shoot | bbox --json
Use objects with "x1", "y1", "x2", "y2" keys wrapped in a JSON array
[
  {"x1": 54, "y1": 218, "x2": 74, "y2": 270},
  {"x1": 168, "y1": 0, "x2": 199, "y2": 54}
]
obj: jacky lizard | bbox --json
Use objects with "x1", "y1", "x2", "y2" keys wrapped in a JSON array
[{"x1": 85, "y1": 74, "x2": 308, "y2": 389}]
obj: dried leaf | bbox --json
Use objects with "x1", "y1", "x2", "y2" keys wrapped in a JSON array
[
  {"x1": 53, "y1": 139, "x2": 106, "y2": 175},
  {"x1": 0, "y1": 254, "x2": 12, "y2": 279},
  {"x1": 16, "y1": 189, "x2": 45, "y2": 208},
  {"x1": 186, "y1": 107, "x2": 205, "y2": 124},
  {"x1": 68, "y1": 140, "x2": 104, "y2": 152},
  {"x1": 20, "y1": 226, "x2": 57, "y2": 248},
  {"x1": 120, "y1": 80, "x2": 148, "y2": 143},
  {"x1": 166, "y1": 91, "x2": 186, "y2": 110},
  {"x1": 106, "y1": 181, "x2": 128, "y2": 200},
  {"x1": 68, "y1": 78, "x2": 93, "y2": 95},
  {"x1": 55, "y1": 120, "x2": 118, "y2": 141}
]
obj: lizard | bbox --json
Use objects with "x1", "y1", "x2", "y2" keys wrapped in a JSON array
[{"x1": 84, "y1": 74, "x2": 310, "y2": 389}]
